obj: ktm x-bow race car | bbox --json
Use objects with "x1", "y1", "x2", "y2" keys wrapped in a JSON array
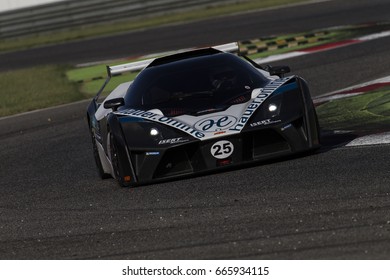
[{"x1": 87, "y1": 43, "x2": 320, "y2": 187}]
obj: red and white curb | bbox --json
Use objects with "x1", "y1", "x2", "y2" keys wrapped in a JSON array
[
  {"x1": 314, "y1": 75, "x2": 390, "y2": 105},
  {"x1": 254, "y1": 30, "x2": 390, "y2": 64}
]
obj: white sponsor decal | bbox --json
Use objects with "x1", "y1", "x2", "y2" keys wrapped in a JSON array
[
  {"x1": 250, "y1": 118, "x2": 281, "y2": 127},
  {"x1": 115, "y1": 77, "x2": 292, "y2": 140},
  {"x1": 194, "y1": 115, "x2": 237, "y2": 132},
  {"x1": 116, "y1": 108, "x2": 205, "y2": 139},
  {"x1": 211, "y1": 140, "x2": 234, "y2": 159},
  {"x1": 158, "y1": 137, "x2": 188, "y2": 145},
  {"x1": 228, "y1": 77, "x2": 292, "y2": 132},
  {"x1": 145, "y1": 152, "x2": 160, "y2": 156}
]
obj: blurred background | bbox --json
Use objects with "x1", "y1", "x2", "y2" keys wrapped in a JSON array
[{"x1": 0, "y1": 0, "x2": 63, "y2": 12}]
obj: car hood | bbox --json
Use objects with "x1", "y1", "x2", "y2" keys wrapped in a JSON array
[{"x1": 116, "y1": 76, "x2": 293, "y2": 141}]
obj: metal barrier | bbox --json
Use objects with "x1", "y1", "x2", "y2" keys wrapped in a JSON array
[{"x1": 0, "y1": 0, "x2": 246, "y2": 39}]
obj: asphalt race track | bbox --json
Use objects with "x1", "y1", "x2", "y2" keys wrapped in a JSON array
[
  {"x1": 1, "y1": 0, "x2": 390, "y2": 71},
  {"x1": 1, "y1": 0, "x2": 389, "y2": 259}
]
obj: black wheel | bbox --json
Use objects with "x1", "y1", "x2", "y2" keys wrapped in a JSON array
[
  {"x1": 109, "y1": 132, "x2": 127, "y2": 187},
  {"x1": 90, "y1": 126, "x2": 111, "y2": 179}
]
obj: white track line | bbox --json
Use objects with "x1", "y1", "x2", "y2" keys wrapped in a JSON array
[{"x1": 346, "y1": 132, "x2": 390, "y2": 147}]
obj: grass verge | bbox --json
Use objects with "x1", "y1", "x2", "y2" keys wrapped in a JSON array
[
  {"x1": 0, "y1": 65, "x2": 83, "y2": 117},
  {"x1": 316, "y1": 88, "x2": 390, "y2": 133}
]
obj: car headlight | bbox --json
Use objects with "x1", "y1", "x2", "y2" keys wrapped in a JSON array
[
  {"x1": 150, "y1": 127, "x2": 160, "y2": 136},
  {"x1": 268, "y1": 104, "x2": 278, "y2": 113}
]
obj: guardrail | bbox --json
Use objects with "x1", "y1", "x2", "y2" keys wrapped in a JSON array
[{"x1": 0, "y1": 0, "x2": 246, "y2": 39}]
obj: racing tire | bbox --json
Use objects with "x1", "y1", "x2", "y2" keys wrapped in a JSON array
[
  {"x1": 90, "y1": 126, "x2": 111, "y2": 179},
  {"x1": 109, "y1": 132, "x2": 127, "y2": 187}
]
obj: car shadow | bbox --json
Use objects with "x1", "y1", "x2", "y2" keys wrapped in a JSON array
[{"x1": 317, "y1": 129, "x2": 360, "y2": 152}]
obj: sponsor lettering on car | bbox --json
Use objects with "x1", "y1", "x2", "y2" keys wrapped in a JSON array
[
  {"x1": 117, "y1": 108, "x2": 205, "y2": 139},
  {"x1": 158, "y1": 137, "x2": 189, "y2": 145},
  {"x1": 194, "y1": 115, "x2": 237, "y2": 132},
  {"x1": 250, "y1": 119, "x2": 281, "y2": 127},
  {"x1": 115, "y1": 77, "x2": 292, "y2": 140},
  {"x1": 229, "y1": 77, "x2": 291, "y2": 132}
]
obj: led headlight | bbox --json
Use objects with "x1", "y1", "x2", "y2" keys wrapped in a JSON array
[
  {"x1": 268, "y1": 104, "x2": 278, "y2": 112},
  {"x1": 150, "y1": 128, "x2": 159, "y2": 136}
]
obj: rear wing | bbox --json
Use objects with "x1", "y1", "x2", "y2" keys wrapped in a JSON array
[{"x1": 106, "y1": 42, "x2": 239, "y2": 77}]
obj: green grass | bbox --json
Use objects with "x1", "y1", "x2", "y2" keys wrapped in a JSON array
[
  {"x1": 0, "y1": 0, "x2": 308, "y2": 53},
  {"x1": 0, "y1": 65, "x2": 83, "y2": 117},
  {"x1": 81, "y1": 73, "x2": 139, "y2": 97},
  {"x1": 316, "y1": 89, "x2": 390, "y2": 132}
]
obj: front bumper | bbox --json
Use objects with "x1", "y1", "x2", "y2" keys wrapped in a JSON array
[{"x1": 126, "y1": 117, "x2": 318, "y2": 184}]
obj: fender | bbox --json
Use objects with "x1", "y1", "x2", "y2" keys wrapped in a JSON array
[{"x1": 108, "y1": 114, "x2": 138, "y2": 184}]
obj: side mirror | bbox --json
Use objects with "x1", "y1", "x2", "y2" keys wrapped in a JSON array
[
  {"x1": 266, "y1": 65, "x2": 291, "y2": 77},
  {"x1": 103, "y1": 97, "x2": 124, "y2": 111}
]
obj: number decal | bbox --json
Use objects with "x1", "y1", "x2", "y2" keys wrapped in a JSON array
[{"x1": 211, "y1": 140, "x2": 234, "y2": 159}]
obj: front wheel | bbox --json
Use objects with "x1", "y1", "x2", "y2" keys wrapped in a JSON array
[
  {"x1": 109, "y1": 132, "x2": 128, "y2": 187},
  {"x1": 90, "y1": 126, "x2": 111, "y2": 179}
]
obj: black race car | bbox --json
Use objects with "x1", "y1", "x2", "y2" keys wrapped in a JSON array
[{"x1": 87, "y1": 43, "x2": 320, "y2": 187}]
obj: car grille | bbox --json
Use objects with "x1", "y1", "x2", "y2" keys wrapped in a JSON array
[{"x1": 148, "y1": 129, "x2": 291, "y2": 180}]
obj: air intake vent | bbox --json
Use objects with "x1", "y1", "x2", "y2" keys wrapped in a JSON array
[
  {"x1": 253, "y1": 130, "x2": 290, "y2": 158},
  {"x1": 154, "y1": 148, "x2": 193, "y2": 178}
]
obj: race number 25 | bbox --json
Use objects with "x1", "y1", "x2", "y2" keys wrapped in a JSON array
[{"x1": 211, "y1": 140, "x2": 234, "y2": 159}]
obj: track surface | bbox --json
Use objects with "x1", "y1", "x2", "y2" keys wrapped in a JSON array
[
  {"x1": 1, "y1": 0, "x2": 390, "y2": 259},
  {"x1": 1, "y1": 0, "x2": 390, "y2": 71}
]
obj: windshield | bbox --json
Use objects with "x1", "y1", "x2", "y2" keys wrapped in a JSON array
[{"x1": 124, "y1": 53, "x2": 269, "y2": 117}]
